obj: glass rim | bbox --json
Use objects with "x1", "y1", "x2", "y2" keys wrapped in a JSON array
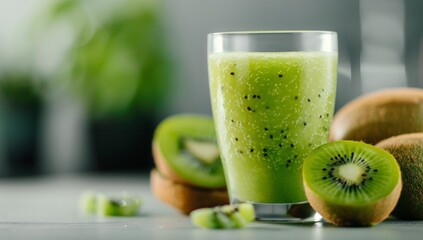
[
  {"x1": 208, "y1": 30, "x2": 338, "y2": 53},
  {"x1": 208, "y1": 30, "x2": 337, "y2": 37}
]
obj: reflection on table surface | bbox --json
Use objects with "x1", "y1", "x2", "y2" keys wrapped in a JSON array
[{"x1": 0, "y1": 174, "x2": 422, "y2": 240}]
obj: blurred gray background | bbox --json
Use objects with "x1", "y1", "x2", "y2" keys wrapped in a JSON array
[{"x1": 0, "y1": 0, "x2": 422, "y2": 176}]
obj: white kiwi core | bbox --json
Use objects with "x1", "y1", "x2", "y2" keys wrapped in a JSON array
[
  {"x1": 184, "y1": 139, "x2": 220, "y2": 164},
  {"x1": 338, "y1": 163, "x2": 364, "y2": 184}
]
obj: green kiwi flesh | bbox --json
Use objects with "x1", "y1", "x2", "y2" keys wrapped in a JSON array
[
  {"x1": 80, "y1": 191, "x2": 142, "y2": 216},
  {"x1": 190, "y1": 203, "x2": 255, "y2": 229},
  {"x1": 96, "y1": 193, "x2": 142, "y2": 217},
  {"x1": 303, "y1": 140, "x2": 402, "y2": 227},
  {"x1": 153, "y1": 114, "x2": 225, "y2": 188},
  {"x1": 80, "y1": 191, "x2": 97, "y2": 214},
  {"x1": 376, "y1": 133, "x2": 423, "y2": 220}
]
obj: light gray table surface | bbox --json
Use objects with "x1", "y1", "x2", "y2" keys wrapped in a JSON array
[{"x1": 0, "y1": 173, "x2": 422, "y2": 240}]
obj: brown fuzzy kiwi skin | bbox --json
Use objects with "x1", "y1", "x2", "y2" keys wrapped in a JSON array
[
  {"x1": 376, "y1": 133, "x2": 423, "y2": 220},
  {"x1": 150, "y1": 169, "x2": 229, "y2": 215},
  {"x1": 330, "y1": 88, "x2": 423, "y2": 145},
  {"x1": 304, "y1": 178, "x2": 402, "y2": 227}
]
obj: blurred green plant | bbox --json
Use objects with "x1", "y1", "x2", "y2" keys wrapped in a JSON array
[
  {"x1": 34, "y1": 0, "x2": 171, "y2": 117},
  {"x1": 0, "y1": 73, "x2": 41, "y2": 106},
  {"x1": 0, "y1": 72, "x2": 42, "y2": 177}
]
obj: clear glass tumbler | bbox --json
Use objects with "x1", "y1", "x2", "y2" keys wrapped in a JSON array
[{"x1": 208, "y1": 31, "x2": 338, "y2": 221}]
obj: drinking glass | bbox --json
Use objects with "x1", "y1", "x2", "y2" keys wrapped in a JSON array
[{"x1": 208, "y1": 31, "x2": 338, "y2": 221}]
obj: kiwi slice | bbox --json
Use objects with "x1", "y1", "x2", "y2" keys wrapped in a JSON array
[
  {"x1": 80, "y1": 191, "x2": 142, "y2": 217},
  {"x1": 150, "y1": 169, "x2": 229, "y2": 215},
  {"x1": 303, "y1": 140, "x2": 402, "y2": 227},
  {"x1": 153, "y1": 114, "x2": 225, "y2": 188},
  {"x1": 190, "y1": 203, "x2": 255, "y2": 229}
]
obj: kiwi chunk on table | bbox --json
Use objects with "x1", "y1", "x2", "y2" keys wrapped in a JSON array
[
  {"x1": 190, "y1": 203, "x2": 255, "y2": 229},
  {"x1": 80, "y1": 191, "x2": 142, "y2": 217}
]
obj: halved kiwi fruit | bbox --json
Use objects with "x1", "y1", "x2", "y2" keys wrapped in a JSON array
[
  {"x1": 376, "y1": 133, "x2": 423, "y2": 220},
  {"x1": 152, "y1": 114, "x2": 225, "y2": 188},
  {"x1": 303, "y1": 140, "x2": 402, "y2": 227}
]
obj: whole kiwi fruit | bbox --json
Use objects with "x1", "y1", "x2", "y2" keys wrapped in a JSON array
[
  {"x1": 376, "y1": 133, "x2": 423, "y2": 220},
  {"x1": 330, "y1": 88, "x2": 423, "y2": 145}
]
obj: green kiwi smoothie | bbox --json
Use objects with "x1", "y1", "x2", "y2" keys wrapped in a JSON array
[{"x1": 209, "y1": 51, "x2": 337, "y2": 203}]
